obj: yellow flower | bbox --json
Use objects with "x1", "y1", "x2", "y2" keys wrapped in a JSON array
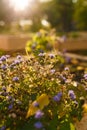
[
  {"x1": 71, "y1": 59, "x2": 78, "y2": 65},
  {"x1": 37, "y1": 93, "x2": 49, "y2": 109},
  {"x1": 77, "y1": 66, "x2": 84, "y2": 71},
  {"x1": 83, "y1": 103, "x2": 87, "y2": 113},
  {"x1": 26, "y1": 94, "x2": 50, "y2": 118},
  {"x1": 48, "y1": 109, "x2": 53, "y2": 119}
]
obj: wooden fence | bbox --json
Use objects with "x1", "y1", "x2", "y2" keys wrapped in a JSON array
[
  {"x1": 54, "y1": 39, "x2": 87, "y2": 51},
  {"x1": 0, "y1": 35, "x2": 87, "y2": 51},
  {"x1": 0, "y1": 35, "x2": 29, "y2": 51}
]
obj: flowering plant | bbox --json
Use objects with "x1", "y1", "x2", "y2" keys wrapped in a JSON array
[
  {"x1": 26, "y1": 29, "x2": 57, "y2": 55},
  {"x1": 0, "y1": 51, "x2": 87, "y2": 130}
]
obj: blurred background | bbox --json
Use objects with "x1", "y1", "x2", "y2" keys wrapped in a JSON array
[
  {"x1": 0, "y1": 0, "x2": 87, "y2": 55},
  {"x1": 0, "y1": 0, "x2": 87, "y2": 33}
]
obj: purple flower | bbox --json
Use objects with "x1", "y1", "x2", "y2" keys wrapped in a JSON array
[
  {"x1": 6, "y1": 55, "x2": 10, "y2": 59},
  {"x1": 14, "y1": 60, "x2": 20, "y2": 65},
  {"x1": 0, "y1": 56, "x2": 7, "y2": 61},
  {"x1": 33, "y1": 101, "x2": 39, "y2": 107},
  {"x1": 39, "y1": 49, "x2": 44, "y2": 53},
  {"x1": 2, "y1": 86, "x2": 6, "y2": 91},
  {"x1": 49, "y1": 54, "x2": 55, "y2": 58},
  {"x1": 34, "y1": 121, "x2": 43, "y2": 129},
  {"x1": 12, "y1": 77, "x2": 19, "y2": 82},
  {"x1": 60, "y1": 75, "x2": 66, "y2": 82},
  {"x1": 3, "y1": 92, "x2": 8, "y2": 96},
  {"x1": 0, "y1": 126, "x2": 6, "y2": 130},
  {"x1": 53, "y1": 92, "x2": 62, "y2": 102},
  {"x1": 8, "y1": 104, "x2": 13, "y2": 110},
  {"x1": 65, "y1": 56, "x2": 71, "y2": 63},
  {"x1": 68, "y1": 90, "x2": 76, "y2": 100},
  {"x1": 16, "y1": 55, "x2": 22, "y2": 59},
  {"x1": 35, "y1": 110, "x2": 44, "y2": 119},
  {"x1": 64, "y1": 67, "x2": 69, "y2": 71},
  {"x1": 38, "y1": 53, "x2": 45, "y2": 57},
  {"x1": 83, "y1": 74, "x2": 87, "y2": 80},
  {"x1": 6, "y1": 96, "x2": 12, "y2": 101},
  {"x1": 57, "y1": 92, "x2": 62, "y2": 97},
  {"x1": 32, "y1": 42, "x2": 37, "y2": 49},
  {"x1": 74, "y1": 101, "x2": 78, "y2": 106},
  {"x1": 1, "y1": 64, "x2": 7, "y2": 70},
  {"x1": 50, "y1": 69, "x2": 55, "y2": 74},
  {"x1": 9, "y1": 62, "x2": 16, "y2": 69}
]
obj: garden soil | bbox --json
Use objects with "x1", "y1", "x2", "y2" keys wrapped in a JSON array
[{"x1": 75, "y1": 114, "x2": 87, "y2": 130}]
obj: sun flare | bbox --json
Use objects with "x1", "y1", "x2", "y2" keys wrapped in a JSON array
[{"x1": 10, "y1": 0, "x2": 30, "y2": 11}]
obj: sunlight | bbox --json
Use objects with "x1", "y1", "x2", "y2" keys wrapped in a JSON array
[
  {"x1": 10, "y1": 0, "x2": 31, "y2": 11},
  {"x1": 41, "y1": 19, "x2": 50, "y2": 27},
  {"x1": 40, "y1": 0, "x2": 52, "y2": 2}
]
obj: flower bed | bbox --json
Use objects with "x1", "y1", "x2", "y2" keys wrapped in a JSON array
[{"x1": 0, "y1": 52, "x2": 87, "y2": 130}]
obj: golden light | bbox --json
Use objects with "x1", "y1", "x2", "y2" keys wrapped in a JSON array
[
  {"x1": 40, "y1": 0, "x2": 52, "y2": 2},
  {"x1": 41, "y1": 19, "x2": 50, "y2": 27},
  {"x1": 10, "y1": 0, "x2": 30, "y2": 11}
]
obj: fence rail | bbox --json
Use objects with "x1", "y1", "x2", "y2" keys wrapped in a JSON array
[{"x1": 0, "y1": 35, "x2": 87, "y2": 51}]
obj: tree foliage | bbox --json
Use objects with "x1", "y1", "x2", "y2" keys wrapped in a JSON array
[
  {"x1": 74, "y1": 0, "x2": 87, "y2": 30},
  {"x1": 0, "y1": 0, "x2": 14, "y2": 23},
  {"x1": 41, "y1": 0, "x2": 74, "y2": 32},
  {"x1": 0, "y1": 0, "x2": 87, "y2": 31}
]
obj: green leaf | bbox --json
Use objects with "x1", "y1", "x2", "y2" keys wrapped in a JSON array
[
  {"x1": 60, "y1": 121, "x2": 76, "y2": 130},
  {"x1": 60, "y1": 121, "x2": 70, "y2": 130},
  {"x1": 46, "y1": 115, "x2": 58, "y2": 130},
  {"x1": 70, "y1": 123, "x2": 76, "y2": 130},
  {"x1": 21, "y1": 118, "x2": 35, "y2": 130}
]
